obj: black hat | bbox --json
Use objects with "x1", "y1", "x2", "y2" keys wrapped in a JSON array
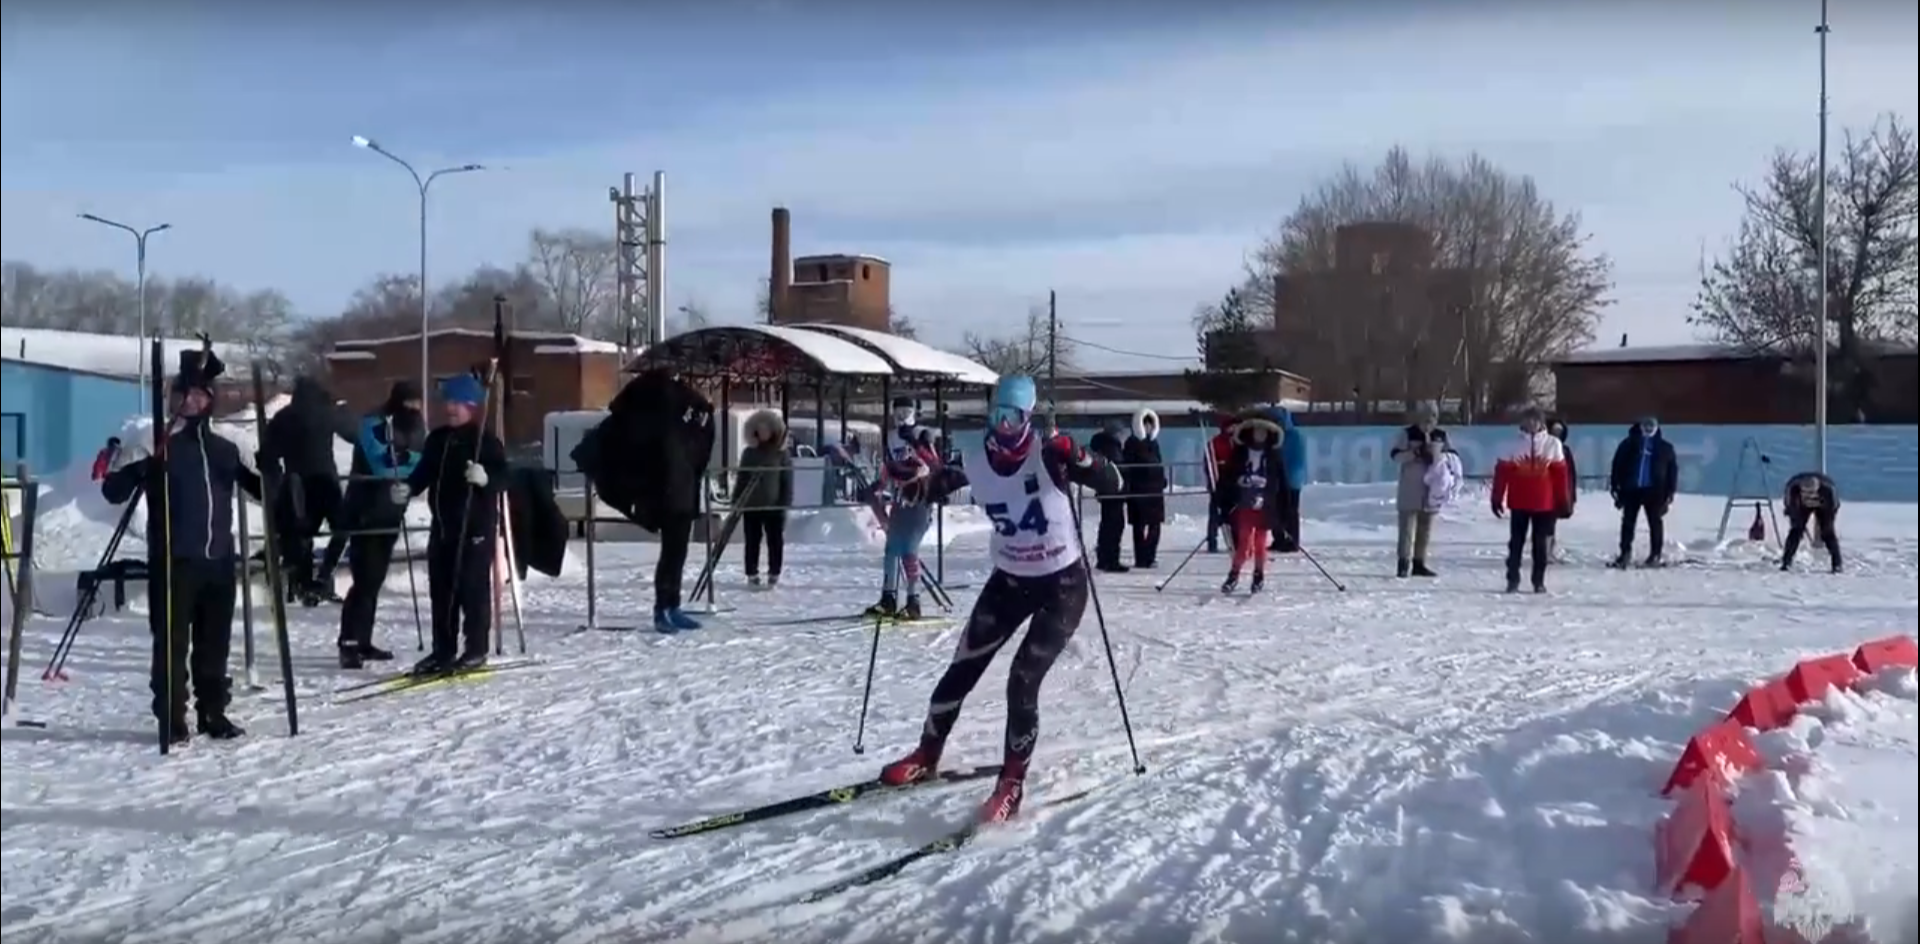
[
  {"x1": 388, "y1": 380, "x2": 422, "y2": 405},
  {"x1": 170, "y1": 345, "x2": 226, "y2": 395}
]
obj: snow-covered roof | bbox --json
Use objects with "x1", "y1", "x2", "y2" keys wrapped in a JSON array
[
  {"x1": 789, "y1": 323, "x2": 998, "y2": 386},
  {"x1": 1558, "y1": 343, "x2": 1751, "y2": 365},
  {"x1": 0, "y1": 326, "x2": 251, "y2": 379},
  {"x1": 793, "y1": 253, "x2": 891, "y2": 266},
  {"x1": 533, "y1": 337, "x2": 621, "y2": 355},
  {"x1": 627, "y1": 323, "x2": 894, "y2": 377}
]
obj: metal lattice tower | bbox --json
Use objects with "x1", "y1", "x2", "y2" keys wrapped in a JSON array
[{"x1": 610, "y1": 171, "x2": 666, "y2": 358}]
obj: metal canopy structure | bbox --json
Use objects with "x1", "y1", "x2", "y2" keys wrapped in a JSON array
[
  {"x1": 624, "y1": 323, "x2": 893, "y2": 381},
  {"x1": 789, "y1": 323, "x2": 998, "y2": 387}
]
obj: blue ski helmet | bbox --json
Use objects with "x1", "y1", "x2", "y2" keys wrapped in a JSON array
[{"x1": 989, "y1": 375, "x2": 1037, "y2": 432}]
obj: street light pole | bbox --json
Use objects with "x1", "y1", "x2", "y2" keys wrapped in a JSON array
[
  {"x1": 78, "y1": 214, "x2": 172, "y2": 393},
  {"x1": 1813, "y1": 0, "x2": 1831, "y2": 474},
  {"x1": 352, "y1": 135, "x2": 484, "y2": 401}
]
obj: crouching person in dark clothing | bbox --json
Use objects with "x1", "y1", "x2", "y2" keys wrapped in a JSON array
[
  {"x1": 336, "y1": 381, "x2": 426, "y2": 668},
  {"x1": 1780, "y1": 472, "x2": 1843, "y2": 573},
  {"x1": 102, "y1": 351, "x2": 260, "y2": 743},
  {"x1": 402, "y1": 372, "x2": 508, "y2": 675}
]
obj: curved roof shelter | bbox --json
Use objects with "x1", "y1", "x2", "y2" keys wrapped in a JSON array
[
  {"x1": 789, "y1": 323, "x2": 998, "y2": 387},
  {"x1": 625, "y1": 324, "x2": 893, "y2": 380}
]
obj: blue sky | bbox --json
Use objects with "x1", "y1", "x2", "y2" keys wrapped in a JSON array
[{"x1": 3, "y1": 1, "x2": 1915, "y2": 368}]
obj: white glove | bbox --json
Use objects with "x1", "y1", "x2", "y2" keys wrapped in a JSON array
[
  {"x1": 464, "y1": 461, "x2": 488, "y2": 488},
  {"x1": 389, "y1": 482, "x2": 411, "y2": 505}
]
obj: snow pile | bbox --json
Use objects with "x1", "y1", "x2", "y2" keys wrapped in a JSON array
[{"x1": 1740, "y1": 668, "x2": 1919, "y2": 943}]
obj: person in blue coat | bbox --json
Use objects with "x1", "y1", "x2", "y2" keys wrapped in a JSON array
[{"x1": 1265, "y1": 406, "x2": 1308, "y2": 552}]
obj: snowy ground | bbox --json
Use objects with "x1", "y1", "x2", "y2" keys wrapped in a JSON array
[{"x1": 3, "y1": 484, "x2": 1917, "y2": 944}]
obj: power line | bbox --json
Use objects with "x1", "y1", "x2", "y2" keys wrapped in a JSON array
[{"x1": 1057, "y1": 333, "x2": 1200, "y2": 364}]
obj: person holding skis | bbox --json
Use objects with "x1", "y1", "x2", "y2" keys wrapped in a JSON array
[
  {"x1": 862, "y1": 398, "x2": 943, "y2": 621},
  {"x1": 1087, "y1": 420, "x2": 1129, "y2": 573},
  {"x1": 102, "y1": 348, "x2": 260, "y2": 743},
  {"x1": 1218, "y1": 412, "x2": 1287, "y2": 594},
  {"x1": 1491, "y1": 406, "x2": 1571, "y2": 594},
  {"x1": 877, "y1": 375, "x2": 1122, "y2": 824},
  {"x1": 335, "y1": 380, "x2": 426, "y2": 668},
  {"x1": 402, "y1": 371, "x2": 509, "y2": 674},
  {"x1": 1779, "y1": 471, "x2": 1843, "y2": 573}
]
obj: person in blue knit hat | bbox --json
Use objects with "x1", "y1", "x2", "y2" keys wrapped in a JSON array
[{"x1": 401, "y1": 369, "x2": 509, "y2": 674}]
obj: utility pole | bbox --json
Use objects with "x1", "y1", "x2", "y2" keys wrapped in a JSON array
[
  {"x1": 1813, "y1": 0, "x2": 1831, "y2": 473},
  {"x1": 1045, "y1": 290, "x2": 1059, "y2": 432}
]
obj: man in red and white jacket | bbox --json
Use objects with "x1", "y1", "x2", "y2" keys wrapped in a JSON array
[{"x1": 1490, "y1": 406, "x2": 1572, "y2": 594}]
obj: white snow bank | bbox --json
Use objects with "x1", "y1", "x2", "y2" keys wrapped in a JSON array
[{"x1": 1740, "y1": 668, "x2": 1919, "y2": 943}]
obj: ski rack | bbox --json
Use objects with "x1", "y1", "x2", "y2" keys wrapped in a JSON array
[{"x1": 1714, "y1": 437, "x2": 1782, "y2": 548}]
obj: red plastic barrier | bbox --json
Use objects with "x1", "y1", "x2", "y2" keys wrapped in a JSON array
[
  {"x1": 1782, "y1": 654, "x2": 1863, "y2": 704},
  {"x1": 1725, "y1": 679, "x2": 1797, "y2": 732},
  {"x1": 1667, "y1": 865, "x2": 1766, "y2": 944},
  {"x1": 1655, "y1": 775, "x2": 1738, "y2": 897},
  {"x1": 1851, "y1": 635, "x2": 1919, "y2": 674},
  {"x1": 1662, "y1": 720, "x2": 1763, "y2": 796}
]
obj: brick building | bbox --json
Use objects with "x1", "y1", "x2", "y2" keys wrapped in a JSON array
[
  {"x1": 324, "y1": 328, "x2": 623, "y2": 448},
  {"x1": 1553, "y1": 343, "x2": 1919, "y2": 424},
  {"x1": 766, "y1": 207, "x2": 892, "y2": 331}
]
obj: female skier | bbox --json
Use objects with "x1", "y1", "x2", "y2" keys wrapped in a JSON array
[
  {"x1": 875, "y1": 375, "x2": 1122, "y2": 824},
  {"x1": 1218, "y1": 412, "x2": 1287, "y2": 594},
  {"x1": 862, "y1": 398, "x2": 943, "y2": 620}
]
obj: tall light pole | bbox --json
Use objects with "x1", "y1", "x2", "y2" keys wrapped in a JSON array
[
  {"x1": 1813, "y1": 0, "x2": 1831, "y2": 473},
  {"x1": 351, "y1": 134, "x2": 484, "y2": 401},
  {"x1": 78, "y1": 213, "x2": 172, "y2": 392}
]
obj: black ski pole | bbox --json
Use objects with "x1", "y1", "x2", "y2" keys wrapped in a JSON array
[
  {"x1": 1287, "y1": 531, "x2": 1346, "y2": 592},
  {"x1": 1069, "y1": 484, "x2": 1146, "y2": 776},
  {"x1": 386, "y1": 418, "x2": 427, "y2": 651},
  {"x1": 851, "y1": 615, "x2": 884, "y2": 755},
  {"x1": 236, "y1": 487, "x2": 259, "y2": 691},
  {"x1": 1153, "y1": 534, "x2": 1210, "y2": 593}
]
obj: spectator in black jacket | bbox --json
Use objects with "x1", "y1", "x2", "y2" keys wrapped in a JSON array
[
  {"x1": 102, "y1": 349, "x2": 261, "y2": 743},
  {"x1": 1607, "y1": 417, "x2": 1679, "y2": 568},
  {"x1": 262, "y1": 376, "x2": 357, "y2": 605},
  {"x1": 736, "y1": 409, "x2": 794, "y2": 587},
  {"x1": 335, "y1": 380, "x2": 426, "y2": 668},
  {"x1": 1780, "y1": 471, "x2": 1843, "y2": 573},
  {"x1": 1122, "y1": 408, "x2": 1168, "y2": 567},
  {"x1": 1087, "y1": 421, "x2": 1129, "y2": 573},
  {"x1": 403, "y1": 372, "x2": 509, "y2": 674}
]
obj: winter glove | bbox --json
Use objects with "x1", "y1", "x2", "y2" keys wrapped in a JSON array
[
  {"x1": 1491, "y1": 502, "x2": 1506, "y2": 519},
  {"x1": 388, "y1": 482, "x2": 411, "y2": 505},
  {"x1": 463, "y1": 461, "x2": 488, "y2": 488},
  {"x1": 1612, "y1": 492, "x2": 1624, "y2": 509}
]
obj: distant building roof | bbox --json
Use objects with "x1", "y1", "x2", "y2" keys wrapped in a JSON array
[
  {"x1": 1560, "y1": 340, "x2": 1919, "y2": 366},
  {"x1": 332, "y1": 327, "x2": 620, "y2": 352}
]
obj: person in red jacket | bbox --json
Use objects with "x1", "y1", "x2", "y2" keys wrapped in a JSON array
[
  {"x1": 1206, "y1": 416, "x2": 1235, "y2": 553},
  {"x1": 90, "y1": 437, "x2": 122, "y2": 481},
  {"x1": 1490, "y1": 406, "x2": 1570, "y2": 594}
]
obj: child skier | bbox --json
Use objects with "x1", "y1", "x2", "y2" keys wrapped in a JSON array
[
  {"x1": 862, "y1": 397, "x2": 943, "y2": 620},
  {"x1": 876, "y1": 375, "x2": 1122, "y2": 824},
  {"x1": 402, "y1": 371, "x2": 509, "y2": 674},
  {"x1": 1218, "y1": 412, "x2": 1287, "y2": 593},
  {"x1": 102, "y1": 349, "x2": 260, "y2": 743}
]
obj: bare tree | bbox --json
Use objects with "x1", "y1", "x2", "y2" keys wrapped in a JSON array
[
  {"x1": 1690, "y1": 114, "x2": 1918, "y2": 418},
  {"x1": 1242, "y1": 146, "x2": 1612, "y2": 416},
  {"x1": 1, "y1": 262, "x2": 294, "y2": 366},
  {"x1": 888, "y1": 308, "x2": 919, "y2": 339},
  {"x1": 527, "y1": 227, "x2": 617, "y2": 338},
  {"x1": 959, "y1": 305, "x2": 1072, "y2": 377}
]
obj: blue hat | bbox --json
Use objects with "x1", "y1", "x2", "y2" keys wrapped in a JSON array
[{"x1": 441, "y1": 373, "x2": 485, "y2": 407}]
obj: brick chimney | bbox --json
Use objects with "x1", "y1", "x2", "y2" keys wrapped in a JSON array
[{"x1": 770, "y1": 207, "x2": 792, "y2": 324}]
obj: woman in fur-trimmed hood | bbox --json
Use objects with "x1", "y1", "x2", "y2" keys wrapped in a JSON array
[
  {"x1": 1121, "y1": 407, "x2": 1168, "y2": 566},
  {"x1": 1217, "y1": 411, "x2": 1287, "y2": 592},
  {"x1": 736, "y1": 408, "x2": 794, "y2": 586}
]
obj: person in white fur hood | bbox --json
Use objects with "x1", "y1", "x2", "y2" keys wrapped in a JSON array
[{"x1": 1120, "y1": 407, "x2": 1168, "y2": 567}]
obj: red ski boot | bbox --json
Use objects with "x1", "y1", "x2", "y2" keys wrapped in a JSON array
[
  {"x1": 878, "y1": 744, "x2": 941, "y2": 786},
  {"x1": 979, "y1": 775, "x2": 1026, "y2": 823}
]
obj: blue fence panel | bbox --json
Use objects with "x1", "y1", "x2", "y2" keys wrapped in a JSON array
[{"x1": 1053, "y1": 423, "x2": 1919, "y2": 503}]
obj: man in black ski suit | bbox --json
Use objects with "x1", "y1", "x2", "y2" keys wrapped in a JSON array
[
  {"x1": 570, "y1": 367, "x2": 715, "y2": 633},
  {"x1": 1607, "y1": 417, "x2": 1679, "y2": 568},
  {"x1": 102, "y1": 349, "x2": 261, "y2": 743},
  {"x1": 1121, "y1": 407, "x2": 1167, "y2": 567},
  {"x1": 262, "y1": 375, "x2": 357, "y2": 605},
  {"x1": 1779, "y1": 471, "x2": 1843, "y2": 573},
  {"x1": 335, "y1": 380, "x2": 426, "y2": 668},
  {"x1": 1087, "y1": 420, "x2": 1129, "y2": 573},
  {"x1": 403, "y1": 371, "x2": 509, "y2": 674}
]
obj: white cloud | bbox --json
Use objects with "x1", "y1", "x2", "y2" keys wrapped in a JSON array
[{"x1": 2, "y1": 3, "x2": 1914, "y2": 368}]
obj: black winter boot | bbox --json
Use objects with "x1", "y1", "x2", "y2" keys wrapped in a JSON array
[
  {"x1": 1411, "y1": 560, "x2": 1437, "y2": 577},
  {"x1": 1396, "y1": 558, "x2": 1411, "y2": 578}
]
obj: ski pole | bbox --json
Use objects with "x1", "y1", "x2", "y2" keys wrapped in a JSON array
[
  {"x1": 851, "y1": 615, "x2": 884, "y2": 755},
  {"x1": 1287, "y1": 531, "x2": 1346, "y2": 592},
  {"x1": 1070, "y1": 485, "x2": 1146, "y2": 775},
  {"x1": 1153, "y1": 534, "x2": 1211, "y2": 593},
  {"x1": 236, "y1": 488, "x2": 258, "y2": 690},
  {"x1": 45, "y1": 482, "x2": 140, "y2": 680},
  {"x1": 386, "y1": 418, "x2": 427, "y2": 651}
]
